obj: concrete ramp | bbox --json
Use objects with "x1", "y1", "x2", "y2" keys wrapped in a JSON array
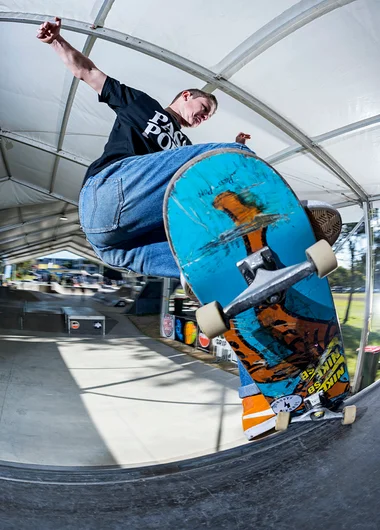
[
  {"x1": 92, "y1": 285, "x2": 135, "y2": 307},
  {"x1": 51, "y1": 282, "x2": 98, "y2": 296},
  {"x1": 0, "y1": 381, "x2": 378, "y2": 529},
  {"x1": 125, "y1": 278, "x2": 163, "y2": 315}
]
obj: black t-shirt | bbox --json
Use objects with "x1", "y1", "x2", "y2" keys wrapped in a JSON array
[{"x1": 83, "y1": 76, "x2": 192, "y2": 184}]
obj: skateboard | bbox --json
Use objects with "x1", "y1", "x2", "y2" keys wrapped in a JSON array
[{"x1": 163, "y1": 148, "x2": 356, "y2": 437}]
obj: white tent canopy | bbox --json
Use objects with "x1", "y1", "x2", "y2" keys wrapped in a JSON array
[{"x1": 0, "y1": 0, "x2": 379, "y2": 267}]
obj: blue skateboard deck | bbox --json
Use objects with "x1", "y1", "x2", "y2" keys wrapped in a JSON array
[{"x1": 164, "y1": 148, "x2": 350, "y2": 423}]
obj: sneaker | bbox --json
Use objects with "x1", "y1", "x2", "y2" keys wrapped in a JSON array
[
  {"x1": 242, "y1": 394, "x2": 277, "y2": 440},
  {"x1": 180, "y1": 272, "x2": 199, "y2": 302},
  {"x1": 301, "y1": 200, "x2": 342, "y2": 246}
]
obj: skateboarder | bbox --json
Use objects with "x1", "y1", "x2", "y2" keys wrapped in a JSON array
[{"x1": 37, "y1": 17, "x2": 341, "y2": 286}]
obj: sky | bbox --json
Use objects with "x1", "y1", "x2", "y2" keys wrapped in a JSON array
[{"x1": 40, "y1": 251, "x2": 84, "y2": 260}]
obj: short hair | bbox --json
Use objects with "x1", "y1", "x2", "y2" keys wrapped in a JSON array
[{"x1": 170, "y1": 89, "x2": 218, "y2": 112}]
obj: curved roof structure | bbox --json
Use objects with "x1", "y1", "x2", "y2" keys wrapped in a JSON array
[{"x1": 0, "y1": 0, "x2": 379, "y2": 263}]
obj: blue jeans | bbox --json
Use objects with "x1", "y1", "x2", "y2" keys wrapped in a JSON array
[{"x1": 79, "y1": 142, "x2": 252, "y2": 278}]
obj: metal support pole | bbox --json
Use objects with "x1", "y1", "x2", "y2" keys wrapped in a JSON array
[
  {"x1": 160, "y1": 278, "x2": 172, "y2": 336},
  {"x1": 160, "y1": 278, "x2": 174, "y2": 338},
  {"x1": 334, "y1": 216, "x2": 364, "y2": 253},
  {"x1": 352, "y1": 201, "x2": 374, "y2": 393}
]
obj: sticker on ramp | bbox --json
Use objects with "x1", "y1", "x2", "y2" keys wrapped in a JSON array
[
  {"x1": 184, "y1": 321, "x2": 197, "y2": 345},
  {"x1": 71, "y1": 321, "x2": 80, "y2": 330},
  {"x1": 198, "y1": 333, "x2": 210, "y2": 348},
  {"x1": 271, "y1": 395, "x2": 302, "y2": 414},
  {"x1": 161, "y1": 314, "x2": 174, "y2": 338}
]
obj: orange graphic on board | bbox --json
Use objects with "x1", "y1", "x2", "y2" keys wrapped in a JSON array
[{"x1": 213, "y1": 190, "x2": 342, "y2": 394}]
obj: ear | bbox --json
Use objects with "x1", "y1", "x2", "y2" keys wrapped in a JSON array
[{"x1": 182, "y1": 90, "x2": 191, "y2": 101}]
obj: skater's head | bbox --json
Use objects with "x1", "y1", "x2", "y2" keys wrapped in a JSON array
[{"x1": 167, "y1": 89, "x2": 218, "y2": 128}]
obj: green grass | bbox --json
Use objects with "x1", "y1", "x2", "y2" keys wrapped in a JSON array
[{"x1": 333, "y1": 293, "x2": 380, "y2": 379}]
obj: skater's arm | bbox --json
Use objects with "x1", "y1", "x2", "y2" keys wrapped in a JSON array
[
  {"x1": 51, "y1": 35, "x2": 107, "y2": 94},
  {"x1": 37, "y1": 17, "x2": 106, "y2": 95}
]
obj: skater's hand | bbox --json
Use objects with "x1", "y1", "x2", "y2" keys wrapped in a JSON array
[
  {"x1": 36, "y1": 17, "x2": 61, "y2": 44},
  {"x1": 235, "y1": 132, "x2": 251, "y2": 145}
]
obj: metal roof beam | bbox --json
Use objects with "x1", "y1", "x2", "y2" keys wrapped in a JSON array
[
  {"x1": 268, "y1": 114, "x2": 380, "y2": 165},
  {"x1": 0, "y1": 11, "x2": 368, "y2": 201},
  {"x1": 333, "y1": 199, "x2": 361, "y2": 208},
  {"x1": 0, "y1": 242, "x2": 78, "y2": 261},
  {"x1": 4, "y1": 237, "x2": 74, "y2": 259},
  {"x1": 9, "y1": 249, "x2": 62, "y2": 263},
  {"x1": 64, "y1": 244, "x2": 102, "y2": 263},
  {"x1": 9, "y1": 249, "x2": 100, "y2": 266},
  {"x1": 2, "y1": 243, "x2": 72, "y2": 261},
  {"x1": 0, "y1": 222, "x2": 80, "y2": 246},
  {"x1": 4, "y1": 245, "x2": 89, "y2": 264},
  {"x1": 0, "y1": 210, "x2": 78, "y2": 234},
  {"x1": 0, "y1": 137, "x2": 13, "y2": 178},
  {"x1": 1, "y1": 233, "x2": 86, "y2": 255},
  {"x1": 52, "y1": 203, "x2": 76, "y2": 240},
  {"x1": 10, "y1": 177, "x2": 78, "y2": 206},
  {"x1": 211, "y1": 0, "x2": 356, "y2": 80},
  {"x1": 0, "y1": 233, "x2": 86, "y2": 258},
  {"x1": 1, "y1": 236, "x2": 102, "y2": 266},
  {"x1": 92, "y1": 0, "x2": 115, "y2": 28},
  {"x1": 18, "y1": 207, "x2": 27, "y2": 247},
  {"x1": 334, "y1": 216, "x2": 364, "y2": 253},
  {"x1": 0, "y1": 13, "x2": 217, "y2": 80},
  {"x1": 4, "y1": 239, "x2": 75, "y2": 261},
  {"x1": 4, "y1": 241, "x2": 98, "y2": 264},
  {"x1": 0, "y1": 130, "x2": 84, "y2": 204},
  {"x1": 214, "y1": 81, "x2": 368, "y2": 200},
  {"x1": 0, "y1": 130, "x2": 90, "y2": 167},
  {"x1": 312, "y1": 113, "x2": 380, "y2": 145}
]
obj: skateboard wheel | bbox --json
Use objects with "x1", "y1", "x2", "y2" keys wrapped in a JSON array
[
  {"x1": 196, "y1": 301, "x2": 229, "y2": 339},
  {"x1": 275, "y1": 411, "x2": 290, "y2": 432},
  {"x1": 342, "y1": 405, "x2": 356, "y2": 425},
  {"x1": 305, "y1": 240, "x2": 337, "y2": 278}
]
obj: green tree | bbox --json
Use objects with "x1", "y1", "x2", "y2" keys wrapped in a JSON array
[
  {"x1": 328, "y1": 266, "x2": 350, "y2": 287},
  {"x1": 16, "y1": 260, "x2": 34, "y2": 277},
  {"x1": 372, "y1": 209, "x2": 380, "y2": 289},
  {"x1": 334, "y1": 221, "x2": 366, "y2": 324}
]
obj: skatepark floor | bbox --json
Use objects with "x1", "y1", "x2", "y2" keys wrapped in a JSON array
[
  {"x1": 1, "y1": 288, "x2": 379, "y2": 529},
  {"x1": 0, "y1": 290, "x2": 247, "y2": 467}
]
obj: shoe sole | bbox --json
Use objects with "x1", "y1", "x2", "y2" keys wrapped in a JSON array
[
  {"x1": 304, "y1": 206, "x2": 342, "y2": 246},
  {"x1": 244, "y1": 415, "x2": 277, "y2": 440}
]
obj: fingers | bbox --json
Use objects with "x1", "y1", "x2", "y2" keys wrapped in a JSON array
[
  {"x1": 36, "y1": 17, "x2": 61, "y2": 41},
  {"x1": 237, "y1": 132, "x2": 251, "y2": 139},
  {"x1": 235, "y1": 132, "x2": 252, "y2": 145},
  {"x1": 36, "y1": 21, "x2": 51, "y2": 38},
  {"x1": 36, "y1": 29, "x2": 49, "y2": 39}
]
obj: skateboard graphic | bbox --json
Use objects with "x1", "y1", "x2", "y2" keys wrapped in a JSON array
[{"x1": 164, "y1": 148, "x2": 356, "y2": 438}]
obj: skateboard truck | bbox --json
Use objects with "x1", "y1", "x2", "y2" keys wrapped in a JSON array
[
  {"x1": 237, "y1": 247, "x2": 285, "y2": 304},
  {"x1": 275, "y1": 391, "x2": 357, "y2": 431},
  {"x1": 236, "y1": 246, "x2": 276, "y2": 285},
  {"x1": 196, "y1": 239, "x2": 337, "y2": 339}
]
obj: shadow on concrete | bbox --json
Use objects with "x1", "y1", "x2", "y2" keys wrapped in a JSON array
[{"x1": 0, "y1": 338, "x2": 119, "y2": 467}]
